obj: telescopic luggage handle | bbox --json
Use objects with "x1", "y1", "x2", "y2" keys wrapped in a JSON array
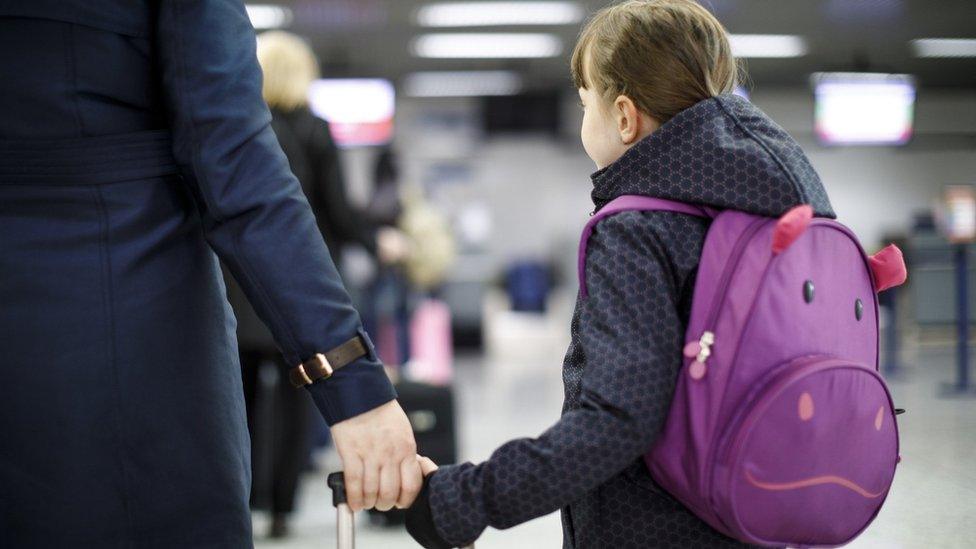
[
  {"x1": 327, "y1": 471, "x2": 475, "y2": 549},
  {"x1": 328, "y1": 472, "x2": 356, "y2": 549}
]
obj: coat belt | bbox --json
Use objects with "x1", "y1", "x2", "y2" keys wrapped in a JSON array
[{"x1": 0, "y1": 129, "x2": 180, "y2": 185}]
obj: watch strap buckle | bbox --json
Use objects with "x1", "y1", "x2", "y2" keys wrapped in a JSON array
[{"x1": 289, "y1": 336, "x2": 367, "y2": 388}]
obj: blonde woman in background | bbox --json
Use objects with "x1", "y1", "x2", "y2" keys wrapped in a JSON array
[{"x1": 257, "y1": 31, "x2": 408, "y2": 268}]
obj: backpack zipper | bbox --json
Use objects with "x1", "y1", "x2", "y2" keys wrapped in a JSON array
[{"x1": 684, "y1": 217, "x2": 768, "y2": 379}]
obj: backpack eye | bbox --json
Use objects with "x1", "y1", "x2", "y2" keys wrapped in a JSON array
[
  {"x1": 855, "y1": 298, "x2": 864, "y2": 321},
  {"x1": 803, "y1": 280, "x2": 815, "y2": 303},
  {"x1": 798, "y1": 392, "x2": 815, "y2": 421},
  {"x1": 875, "y1": 406, "x2": 884, "y2": 431}
]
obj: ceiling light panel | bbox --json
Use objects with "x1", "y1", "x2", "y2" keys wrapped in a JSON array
[
  {"x1": 729, "y1": 34, "x2": 808, "y2": 58},
  {"x1": 912, "y1": 38, "x2": 976, "y2": 58},
  {"x1": 246, "y1": 4, "x2": 293, "y2": 29},
  {"x1": 416, "y1": 2, "x2": 584, "y2": 27},
  {"x1": 412, "y1": 33, "x2": 563, "y2": 58},
  {"x1": 403, "y1": 71, "x2": 524, "y2": 97}
]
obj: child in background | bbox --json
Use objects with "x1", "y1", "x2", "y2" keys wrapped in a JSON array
[{"x1": 407, "y1": 1, "x2": 835, "y2": 547}]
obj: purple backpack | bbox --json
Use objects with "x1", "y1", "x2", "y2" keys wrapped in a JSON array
[{"x1": 578, "y1": 195, "x2": 908, "y2": 548}]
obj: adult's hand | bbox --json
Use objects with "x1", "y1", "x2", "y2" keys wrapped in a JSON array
[{"x1": 329, "y1": 399, "x2": 422, "y2": 512}]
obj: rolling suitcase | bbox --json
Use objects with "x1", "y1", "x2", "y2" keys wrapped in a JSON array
[
  {"x1": 398, "y1": 380, "x2": 458, "y2": 465},
  {"x1": 328, "y1": 472, "x2": 474, "y2": 549}
]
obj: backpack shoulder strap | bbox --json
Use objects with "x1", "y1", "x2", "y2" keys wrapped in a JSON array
[{"x1": 578, "y1": 195, "x2": 714, "y2": 298}]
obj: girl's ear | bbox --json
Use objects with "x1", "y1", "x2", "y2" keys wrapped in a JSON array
[
  {"x1": 614, "y1": 95, "x2": 660, "y2": 145},
  {"x1": 613, "y1": 95, "x2": 641, "y2": 145}
]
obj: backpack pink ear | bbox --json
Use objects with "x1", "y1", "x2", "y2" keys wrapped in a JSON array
[
  {"x1": 772, "y1": 205, "x2": 814, "y2": 254},
  {"x1": 869, "y1": 244, "x2": 907, "y2": 292}
]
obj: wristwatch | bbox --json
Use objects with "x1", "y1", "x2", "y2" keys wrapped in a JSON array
[{"x1": 288, "y1": 335, "x2": 369, "y2": 388}]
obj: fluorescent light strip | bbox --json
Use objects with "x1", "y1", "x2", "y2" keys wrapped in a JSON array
[
  {"x1": 246, "y1": 4, "x2": 293, "y2": 29},
  {"x1": 416, "y1": 1, "x2": 584, "y2": 27},
  {"x1": 912, "y1": 38, "x2": 976, "y2": 58},
  {"x1": 412, "y1": 33, "x2": 562, "y2": 59},
  {"x1": 729, "y1": 34, "x2": 808, "y2": 58},
  {"x1": 404, "y1": 71, "x2": 523, "y2": 97}
]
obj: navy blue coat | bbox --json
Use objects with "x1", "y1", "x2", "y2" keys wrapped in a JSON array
[
  {"x1": 406, "y1": 95, "x2": 834, "y2": 548},
  {"x1": 0, "y1": 1, "x2": 395, "y2": 547}
]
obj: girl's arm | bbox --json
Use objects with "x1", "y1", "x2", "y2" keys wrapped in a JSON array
[{"x1": 406, "y1": 211, "x2": 693, "y2": 547}]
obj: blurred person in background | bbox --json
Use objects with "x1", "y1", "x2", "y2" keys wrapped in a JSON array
[
  {"x1": 361, "y1": 150, "x2": 457, "y2": 371},
  {"x1": 368, "y1": 148, "x2": 405, "y2": 229},
  {"x1": 0, "y1": 2, "x2": 422, "y2": 547},
  {"x1": 256, "y1": 31, "x2": 409, "y2": 270},
  {"x1": 226, "y1": 31, "x2": 410, "y2": 538},
  {"x1": 363, "y1": 148, "x2": 414, "y2": 367}
]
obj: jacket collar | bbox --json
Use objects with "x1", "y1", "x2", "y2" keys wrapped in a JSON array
[{"x1": 590, "y1": 94, "x2": 834, "y2": 218}]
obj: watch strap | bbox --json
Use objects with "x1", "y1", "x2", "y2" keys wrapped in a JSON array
[{"x1": 288, "y1": 335, "x2": 369, "y2": 388}]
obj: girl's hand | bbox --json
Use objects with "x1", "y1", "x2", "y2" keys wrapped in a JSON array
[{"x1": 417, "y1": 455, "x2": 439, "y2": 477}]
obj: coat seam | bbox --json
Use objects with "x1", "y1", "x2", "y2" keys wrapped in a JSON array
[{"x1": 92, "y1": 185, "x2": 134, "y2": 544}]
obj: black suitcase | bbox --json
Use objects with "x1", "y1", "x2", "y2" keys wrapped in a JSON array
[{"x1": 368, "y1": 379, "x2": 458, "y2": 526}]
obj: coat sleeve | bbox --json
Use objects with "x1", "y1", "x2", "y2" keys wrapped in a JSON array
[
  {"x1": 406, "y1": 212, "x2": 688, "y2": 547},
  {"x1": 153, "y1": 0, "x2": 395, "y2": 426}
]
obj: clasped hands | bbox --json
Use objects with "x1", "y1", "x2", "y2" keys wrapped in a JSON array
[{"x1": 329, "y1": 399, "x2": 439, "y2": 512}]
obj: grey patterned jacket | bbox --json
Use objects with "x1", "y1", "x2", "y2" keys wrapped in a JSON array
[{"x1": 406, "y1": 94, "x2": 835, "y2": 548}]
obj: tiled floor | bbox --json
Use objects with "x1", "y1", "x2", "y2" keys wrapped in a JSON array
[{"x1": 254, "y1": 347, "x2": 976, "y2": 549}]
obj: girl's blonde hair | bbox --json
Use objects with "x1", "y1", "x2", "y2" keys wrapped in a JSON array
[
  {"x1": 256, "y1": 31, "x2": 320, "y2": 111},
  {"x1": 571, "y1": 0, "x2": 741, "y2": 123}
]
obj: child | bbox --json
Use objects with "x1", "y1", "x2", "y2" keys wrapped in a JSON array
[{"x1": 406, "y1": 1, "x2": 834, "y2": 547}]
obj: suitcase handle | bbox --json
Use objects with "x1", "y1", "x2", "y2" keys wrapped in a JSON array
[
  {"x1": 328, "y1": 471, "x2": 348, "y2": 507},
  {"x1": 327, "y1": 471, "x2": 475, "y2": 549},
  {"x1": 328, "y1": 472, "x2": 356, "y2": 549}
]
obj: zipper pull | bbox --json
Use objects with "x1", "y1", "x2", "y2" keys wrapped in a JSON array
[{"x1": 683, "y1": 331, "x2": 715, "y2": 380}]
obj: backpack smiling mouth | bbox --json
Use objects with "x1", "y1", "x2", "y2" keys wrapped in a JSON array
[{"x1": 745, "y1": 469, "x2": 885, "y2": 499}]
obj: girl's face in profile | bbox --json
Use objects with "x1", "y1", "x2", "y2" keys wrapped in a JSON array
[
  {"x1": 578, "y1": 50, "x2": 627, "y2": 170},
  {"x1": 578, "y1": 84, "x2": 627, "y2": 170},
  {"x1": 577, "y1": 52, "x2": 659, "y2": 170}
]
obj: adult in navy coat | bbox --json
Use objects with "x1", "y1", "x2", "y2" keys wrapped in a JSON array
[{"x1": 0, "y1": 1, "x2": 422, "y2": 547}]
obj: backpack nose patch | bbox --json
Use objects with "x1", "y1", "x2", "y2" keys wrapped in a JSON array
[{"x1": 798, "y1": 392, "x2": 815, "y2": 421}]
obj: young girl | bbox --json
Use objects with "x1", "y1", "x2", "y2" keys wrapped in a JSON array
[{"x1": 406, "y1": 1, "x2": 834, "y2": 547}]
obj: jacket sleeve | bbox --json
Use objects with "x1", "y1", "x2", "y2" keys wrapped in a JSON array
[
  {"x1": 406, "y1": 212, "x2": 688, "y2": 547},
  {"x1": 154, "y1": 0, "x2": 395, "y2": 426}
]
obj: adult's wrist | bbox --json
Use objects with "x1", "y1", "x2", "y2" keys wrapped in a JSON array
[{"x1": 304, "y1": 354, "x2": 396, "y2": 426}]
